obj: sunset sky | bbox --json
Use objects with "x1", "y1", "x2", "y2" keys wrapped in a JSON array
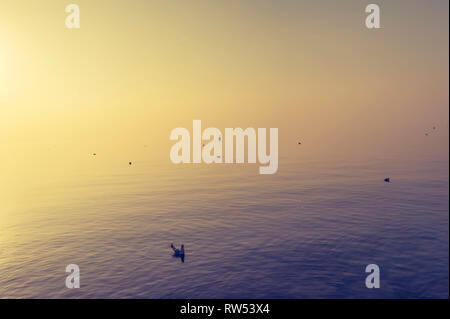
[
  {"x1": 1, "y1": 0, "x2": 448, "y2": 204},
  {"x1": 0, "y1": 1, "x2": 448, "y2": 300}
]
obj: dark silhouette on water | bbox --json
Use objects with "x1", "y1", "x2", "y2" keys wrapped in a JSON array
[
  {"x1": 384, "y1": 178, "x2": 390, "y2": 183},
  {"x1": 171, "y1": 243, "x2": 185, "y2": 263},
  {"x1": 129, "y1": 162, "x2": 132, "y2": 165}
]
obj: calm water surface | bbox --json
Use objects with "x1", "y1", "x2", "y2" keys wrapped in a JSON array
[{"x1": 0, "y1": 158, "x2": 448, "y2": 298}]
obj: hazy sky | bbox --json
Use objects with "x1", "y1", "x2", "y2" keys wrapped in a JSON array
[{"x1": 0, "y1": 0, "x2": 448, "y2": 188}]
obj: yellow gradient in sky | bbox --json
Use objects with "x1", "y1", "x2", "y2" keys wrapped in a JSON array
[{"x1": 0, "y1": 0, "x2": 448, "y2": 214}]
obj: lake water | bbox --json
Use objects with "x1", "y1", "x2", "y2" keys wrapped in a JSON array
[{"x1": 0, "y1": 158, "x2": 448, "y2": 298}]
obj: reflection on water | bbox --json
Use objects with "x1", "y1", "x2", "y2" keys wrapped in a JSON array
[{"x1": 0, "y1": 158, "x2": 448, "y2": 298}]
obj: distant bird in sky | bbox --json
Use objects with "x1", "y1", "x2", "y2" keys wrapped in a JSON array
[
  {"x1": 298, "y1": 141, "x2": 302, "y2": 145},
  {"x1": 384, "y1": 178, "x2": 390, "y2": 183},
  {"x1": 129, "y1": 162, "x2": 132, "y2": 165},
  {"x1": 425, "y1": 126, "x2": 437, "y2": 136}
]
